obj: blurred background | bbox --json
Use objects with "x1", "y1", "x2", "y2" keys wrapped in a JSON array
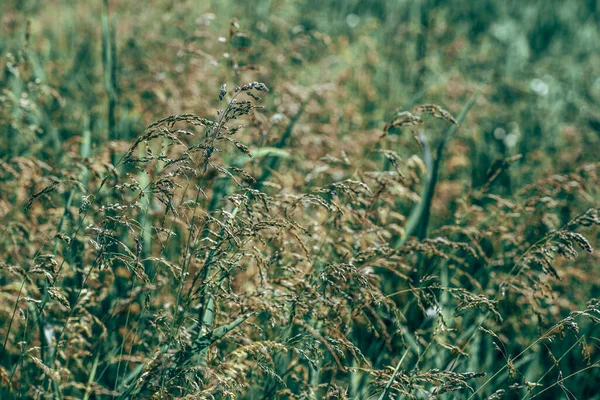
[{"x1": 2, "y1": 0, "x2": 599, "y2": 181}]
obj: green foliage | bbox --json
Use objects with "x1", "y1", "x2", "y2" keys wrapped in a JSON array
[{"x1": 1, "y1": 1, "x2": 600, "y2": 399}]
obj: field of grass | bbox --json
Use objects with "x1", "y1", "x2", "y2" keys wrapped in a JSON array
[{"x1": 1, "y1": 0, "x2": 600, "y2": 398}]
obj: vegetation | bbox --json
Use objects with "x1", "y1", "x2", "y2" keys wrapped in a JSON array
[{"x1": 1, "y1": 0, "x2": 599, "y2": 398}]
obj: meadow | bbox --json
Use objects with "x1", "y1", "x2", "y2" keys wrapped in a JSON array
[{"x1": 1, "y1": 0, "x2": 599, "y2": 398}]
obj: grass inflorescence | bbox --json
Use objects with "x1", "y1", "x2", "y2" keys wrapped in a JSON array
[{"x1": 1, "y1": 1, "x2": 600, "y2": 399}]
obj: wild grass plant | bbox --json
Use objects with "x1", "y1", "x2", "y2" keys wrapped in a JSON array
[{"x1": 1, "y1": 1, "x2": 600, "y2": 399}]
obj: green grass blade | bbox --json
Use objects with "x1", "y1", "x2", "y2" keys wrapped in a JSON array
[{"x1": 395, "y1": 90, "x2": 479, "y2": 248}]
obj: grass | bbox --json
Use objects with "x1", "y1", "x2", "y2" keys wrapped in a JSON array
[{"x1": 1, "y1": 0, "x2": 600, "y2": 398}]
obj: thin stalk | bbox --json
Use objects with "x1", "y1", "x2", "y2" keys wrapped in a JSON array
[
  {"x1": 528, "y1": 362, "x2": 600, "y2": 399},
  {"x1": 378, "y1": 347, "x2": 410, "y2": 400},
  {"x1": 82, "y1": 349, "x2": 101, "y2": 400},
  {"x1": 522, "y1": 323, "x2": 598, "y2": 400}
]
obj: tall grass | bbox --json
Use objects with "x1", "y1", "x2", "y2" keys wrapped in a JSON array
[{"x1": 1, "y1": 0, "x2": 600, "y2": 398}]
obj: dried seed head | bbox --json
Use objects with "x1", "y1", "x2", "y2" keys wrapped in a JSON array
[
  {"x1": 383, "y1": 111, "x2": 423, "y2": 134},
  {"x1": 219, "y1": 84, "x2": 227, "y2": 101},
  {"x1": 235, "y1": 82, "x2": 269, "y2": 93},
  {"x1": 414, "y1": 104, "x2": 459, "y2": 126}
]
